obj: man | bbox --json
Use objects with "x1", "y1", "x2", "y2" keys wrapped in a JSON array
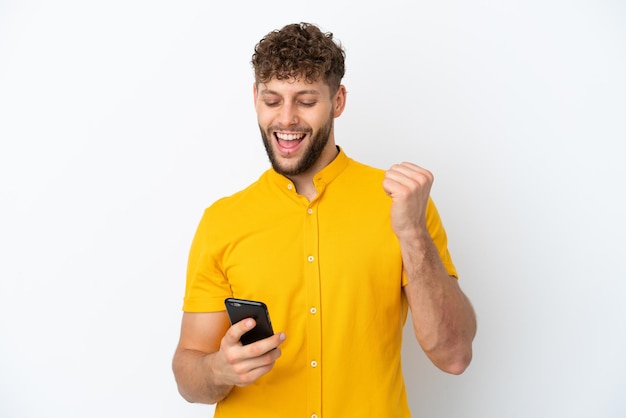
[{"x1": 172, "y1": 22, "x2": 477, "y2": 418}]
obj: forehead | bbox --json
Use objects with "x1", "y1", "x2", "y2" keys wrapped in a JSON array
[{"x1": 257, "y1": 77, "x2": 330, "y2": 97}]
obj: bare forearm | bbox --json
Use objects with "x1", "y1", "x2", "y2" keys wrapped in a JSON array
[
  {"x1": 401, "y1": 233, "x2": 477, "y2": 374},
  {"x1": 172, "y1": 348, "x2": 233, "y2": 404}
]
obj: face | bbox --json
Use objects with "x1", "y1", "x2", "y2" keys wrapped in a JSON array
[{"x1": 254, "y1": 77, "x2": 346, "y2": 178}]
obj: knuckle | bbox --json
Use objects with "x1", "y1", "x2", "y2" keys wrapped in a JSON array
[
  {"x1": 248, "y1": 343, "x2": 264, "y2": 357},
  {"x1": 239, "y1": 373, "x2": 254, "y2": 386},
  {"x1": 397, "y1": 186, "x2": 411, "y2": 198},
  {"x1": 223, "y1": 350, "x2": 238, "y2": 365},
  {"x1": 262, "y1": 352, "x2": 275, "y2": 364},
  {"x1": 232, "y1": 363, "x2": 247, "y2": 376},
  {"x1": 273, "y1": 347, "x2": 282, "y2": 359}
]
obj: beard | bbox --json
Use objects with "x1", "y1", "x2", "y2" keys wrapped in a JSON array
[{"x1": 260, "y1": 110, "x2": 334, "y2": 177}]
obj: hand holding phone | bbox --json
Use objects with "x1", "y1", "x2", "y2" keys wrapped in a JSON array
[{"x1": 224, "y1": 298, "x2": 274, "y2": 345}]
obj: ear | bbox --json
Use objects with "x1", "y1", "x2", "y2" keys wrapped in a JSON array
[
  {"x1": 253, "y1": 82, "x2": 258, "y2": 106},
  {"x1": 333, "y1": 85, "x2": 347, "y2": 118}
]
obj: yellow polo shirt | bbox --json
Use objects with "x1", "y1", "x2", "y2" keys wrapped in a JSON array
[{"x1": 183, "y1": 147, "x2": 457, "y2": 418}]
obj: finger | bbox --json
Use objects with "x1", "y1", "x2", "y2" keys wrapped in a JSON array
[
  {"x1": 387, "y1": 162, "x2": 432, "y2": 182},
  {"x1": 383, "y1": 168, "x2": 418, "y2": 196},
  {"x1": 234, "y1": 351, "x2": 281, "y2": 386},
  {"x1": 232, "y1": 340, "x2": 285, "y2": 386},
  {"x1": 385, "y1": 166, "x2": 433, "y2": 193},
  {"x1": 243, "y1": 332, "x2": 286, "y2": 358},
  {"x1": 224, "y1": 317, "x2": 257, "y2": 346},
  {"x1": 390, "y1": 161, "x2": 422, "y2": 172},
  {"x1": 245, "y1": 342, "x2": 283, "y2": 366},
  {"x1": 247, "y1": 349, "x2": 282, "y2": 375}
]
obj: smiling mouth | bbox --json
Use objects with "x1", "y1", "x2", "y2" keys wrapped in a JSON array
[{"x1": 275, "y1": 132, "x2": 306, "y2": 151}]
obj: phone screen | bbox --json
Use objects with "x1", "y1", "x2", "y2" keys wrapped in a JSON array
[{"x1": 224, "y1": 298, "x2": 274, "y2": 345}]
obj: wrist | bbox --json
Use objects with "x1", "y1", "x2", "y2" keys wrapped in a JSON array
[{"x1": 395, "y1": 224, "x2": 431, "y2": 247}]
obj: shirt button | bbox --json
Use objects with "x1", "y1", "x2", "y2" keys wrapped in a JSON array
[
  {"x1": 311, "y1": 415, "x2": 318, "y2": 418},
  {"x1": 307, "y1": 255, "x2": 314, "y2": 262},
  {"x1": 307, "y1": 208, "x2": 313, "y2": 214},
  {"x1": 310, "y1": 307, "x2": 317, "y2": 314},
  {"x1": 311, "y1": 360, "x2": 317, "y2": 368},
  {"x1": 287, "y1": 184, "x2": 293, "y2": 190}
]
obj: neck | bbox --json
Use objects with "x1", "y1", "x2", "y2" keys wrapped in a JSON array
[
  {"x1": 289, "y1": 145, "x2": 339, "y2": 201},
  {"x1": 293, "y1": 181, "x2": 317, "y2": 201}
]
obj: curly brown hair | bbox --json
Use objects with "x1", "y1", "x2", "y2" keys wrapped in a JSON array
[{"x1": 251, "y1": 22, "x2": 346, "y2": 94}]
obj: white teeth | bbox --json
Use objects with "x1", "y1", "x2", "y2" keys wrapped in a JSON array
[{"x1": 276, "y1": 133, "x2": 304, "y2": 141}]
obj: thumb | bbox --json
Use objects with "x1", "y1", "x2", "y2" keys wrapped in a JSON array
[{"x1": 226, "y1": 317, "x2": 256, "y2": 345}]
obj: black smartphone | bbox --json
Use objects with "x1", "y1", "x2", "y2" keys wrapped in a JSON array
[{"x1": 224, "y1": 298, "x2": 274, "y2": 345}]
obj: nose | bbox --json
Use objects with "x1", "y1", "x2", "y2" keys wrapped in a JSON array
[{"x1": 278, "y1": 103, "x2": 298, "y2": 127}]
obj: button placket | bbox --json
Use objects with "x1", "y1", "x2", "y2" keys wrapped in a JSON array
[{"x1": 303, "y1": 199, "x2": 321, "y2": 416}]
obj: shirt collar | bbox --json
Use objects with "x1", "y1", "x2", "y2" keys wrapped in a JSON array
[
  {"x1": 312, "y1": 146, "x2": 349, "y2": 189},
  {"x1": 267, "y1": 146, "x2": 350, "y2": 192}
]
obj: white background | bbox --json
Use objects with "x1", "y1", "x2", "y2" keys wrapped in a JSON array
[{"x1": 1, "y1": 1, "x2": 625, "y2": 417}]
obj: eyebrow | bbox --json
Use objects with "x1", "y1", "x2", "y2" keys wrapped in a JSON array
[{"x1": 259, "y1": 88, "x2": 321, "y2": 97}]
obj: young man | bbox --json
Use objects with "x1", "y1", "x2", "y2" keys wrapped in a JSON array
[{"x1": 173, "y1": 22, "x2": 477, "y2": 418}]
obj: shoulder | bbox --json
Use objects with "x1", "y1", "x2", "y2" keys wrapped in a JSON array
[
  {"x1": 336, "y1": 157, "x2": 386, "y2": 193},
  {"x1": 206, "y1": 170, "x2": 274, "y2": 215},
  {"x1": 344, "y1": 156, "x2": 385, "y2": 179}
]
